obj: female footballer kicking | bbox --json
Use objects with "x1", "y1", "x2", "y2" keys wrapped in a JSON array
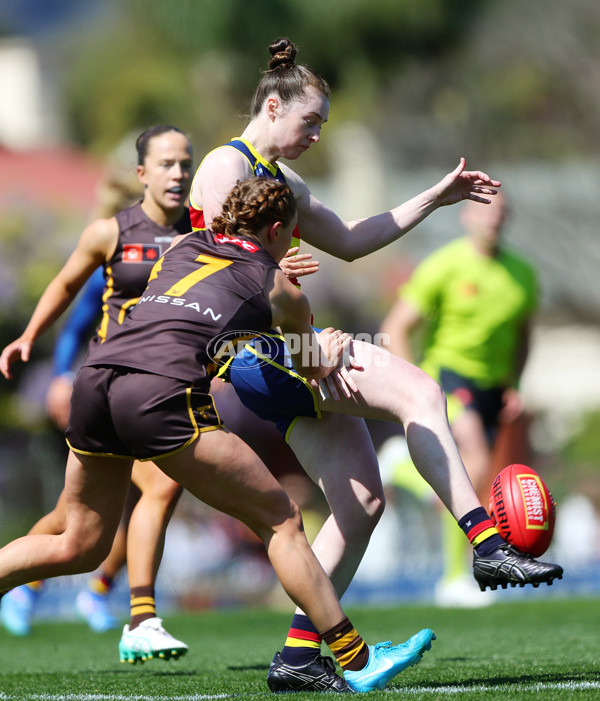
[
  {"x1": 189, "y1": 37, "x2": 563, "y2": 692},
  {"x1": 0, "y1": 178, "x2": 437, "y2": 693}
]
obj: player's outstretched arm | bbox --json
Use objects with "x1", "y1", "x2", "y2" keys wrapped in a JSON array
[
  {"x1": 430, "y1": 158, "x2": 501, "y2": 207},
  {"x1": 294, "y1": 159, "x2": 501, "y2": 261}
]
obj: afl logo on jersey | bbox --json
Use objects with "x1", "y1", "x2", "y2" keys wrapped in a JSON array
[
  {"x1": 123, "y1": 244, "x2": 161, "y2": 263},
  {"x1": 207, "y1": 330, "x2": 281, "y2": 368}
]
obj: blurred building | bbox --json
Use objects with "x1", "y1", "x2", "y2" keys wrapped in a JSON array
[{"x1": 0, "y1": 39, "x2": 45, "y2": 149}]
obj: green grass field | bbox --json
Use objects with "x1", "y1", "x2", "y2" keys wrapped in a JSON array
[{"x1": 0, "y1": 597, "x2": 598, "y2": 700}]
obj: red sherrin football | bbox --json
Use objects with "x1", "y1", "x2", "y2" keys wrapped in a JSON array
[{"x1": 489, "y1": 464, "x2": 556, "y2": 557}]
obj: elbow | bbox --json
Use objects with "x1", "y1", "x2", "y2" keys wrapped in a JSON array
[{"x1": 324, "y1": 240, "x2": 356, "y2": 262}]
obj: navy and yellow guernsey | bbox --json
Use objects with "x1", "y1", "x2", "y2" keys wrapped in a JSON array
[
  {"x1": 189, "y1": 138, "x2": 322, "y2": 441},
  {"x1": 190, "y1": 138, "x2": 301, "y2": 281}
]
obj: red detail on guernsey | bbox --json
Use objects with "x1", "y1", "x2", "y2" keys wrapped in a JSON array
[
  {"x1": 123, "y1": 244, "x2": 161, "y2": 263},
  {"x1": 190, "y1": 207, "x2": 206, "y2": 230},
  {"x1": 213, "y1": 233, "x2": 260, "y2": 253}
]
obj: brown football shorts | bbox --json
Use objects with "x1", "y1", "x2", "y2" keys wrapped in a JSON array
[{"x1": 66, "y1": 365, "x2": 222, "y2": 461}]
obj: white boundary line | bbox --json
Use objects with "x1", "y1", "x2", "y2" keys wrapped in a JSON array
[
  {"x1": 0, "y1": 695, "x2": 231, "y2": 701},
  {"x1": 400, "y1": 680, "x2": 600, "y2": 694},
  {"x1": 2, "y1": 681, "x2": 600, "y2": 699}
]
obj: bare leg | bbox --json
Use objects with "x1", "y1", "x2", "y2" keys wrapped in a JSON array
[
  {"x1": 0, "y1": 451, "x2": 132, "y2": 590},
  {"x1": 16, "y1": 478, "x2": 131, "y2": 575},
  {"x1": 316, "y1": 341, "x2": 483, "y2": 521},
  {"x1": 97, "y1": 521, "x2": 128, "y2": 580},
  {"x1": 86, "y1": 484, "x2": 140, "y2": 583},
  {"x1": 288, "y1": 413, "x2": 384, "y2": 597},
  {"x1": 275, "y1": 345, "x2": 482, "y2": 624},
  {"x1": 438, "y1": 409, "x2": 526, "y2": 588},
  {"x1": 450, "y1": 409, "x2": 492, "y2": 503},
  {"x1": 435, "y1": 409, "x2": 493, "y2": 592},
  {"x1": 156, "y1": 428, "x2": 344, "y2": 633},
  {"x1": 27, "y1": 489, "x2": 68, "y2": 535},
  {"x1": 127, "y1": 461, "x2": 183, "y2": 585}
]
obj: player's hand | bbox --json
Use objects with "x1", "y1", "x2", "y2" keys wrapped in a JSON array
[
  {"x1": 316, "y1": 327, "x2": 345, "y2": 370},
  {"x1": 499, "y1": 387, "x2": 524, "y2": 424},
  {"x1": 314, "y1": 364, "x2": 359, "y2": 401},
  {"x1": 46, "y1": 375, "x2": 74, "y2": 430},
  {"x1": 314, "y1": 329, "x2": 362, "y2": 400},
  {"x1": 0, "y1": 338, "x2": 33, "y2": 380},
  {"x1": 435, "y1": 158, "x2": 501, "y2": 206},
  {"x1": 280, "y1": 247, "x2": 319, "y2": 280}
]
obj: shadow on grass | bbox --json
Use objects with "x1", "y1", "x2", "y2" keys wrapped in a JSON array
[
  {"x1": 396, "y1": 670, "x2": 600, "y2": 691},
  {"x1": 77, "y1": 668, "x2": 199, "y2": 677}
]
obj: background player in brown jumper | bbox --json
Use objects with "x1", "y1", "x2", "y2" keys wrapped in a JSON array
[{"x1": 0, "y1": 126, "x2": 193, "y2": 660}]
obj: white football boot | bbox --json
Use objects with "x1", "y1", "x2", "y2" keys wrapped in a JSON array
[{"x1": 118, "y1": 617, "x2": 189, "y2": 663}]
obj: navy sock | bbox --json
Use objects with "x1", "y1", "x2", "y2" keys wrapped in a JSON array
[
  {"x1": 280, "y1": 613, "x2": 322, "y2": 666},
  {"x1": 458, "y1": 507, "x2": 504, "y2": 557}
]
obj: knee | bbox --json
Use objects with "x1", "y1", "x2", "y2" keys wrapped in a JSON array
[
  {"x1": 239, "y1": 487, "x2": 304, "y2": 546},
  {"x1": 34, "y1": 507, "x2": 67, "y2": 535},
  {"x1": 74, "y1": 547, "x2": 107, "y2": 573},
  {"x1": 143, "y1": 479, "x2": 183, "y2": 513},
  {"x1": 60, "y1": 538, "x2": 111, "y2": 574},
  {"x1": 53, "y1": 515, "x2": 67, "y2": 533},
  {"x1": 328, "y1": 482, "x2": 385, "y2": 544},
  {"x1": 411, "y1": 372, "x2": 448, "y2": 417},
  {"x1": 270, "y1": 496, "x2": 305, "y2": 542},
  {"x1": 285, "y1": 497, "x2": 305, "y2": 533},
  {"x1": 154, "y1": 481, "x2": 183, "y2": 510},
  {"x1": 346, "y1": 490, "x2": 386, "y2": 541}
]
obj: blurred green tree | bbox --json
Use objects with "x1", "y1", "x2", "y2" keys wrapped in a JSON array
[{"x1": 63, "y1": 0, "x2": 479, "y2": 161}]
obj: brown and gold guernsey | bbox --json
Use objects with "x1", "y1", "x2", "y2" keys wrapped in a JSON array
[
  {"x1": 190, "y1": 138, "x2": 301, "y2": 286},
  {"x1": 84, "y1": 229, "x2": 279, "y2": 386},
  {"x1": 94, "y1": 202, "x2": 192, "y2": 343}
]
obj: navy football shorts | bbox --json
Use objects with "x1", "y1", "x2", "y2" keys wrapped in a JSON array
[{"x1": 227, "y1": 331, "x2": 321, "y2": 440}]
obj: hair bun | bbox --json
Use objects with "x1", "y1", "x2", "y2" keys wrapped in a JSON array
[{"x1": 268, "y1": 37, "x2": 297, "y2": 70}]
